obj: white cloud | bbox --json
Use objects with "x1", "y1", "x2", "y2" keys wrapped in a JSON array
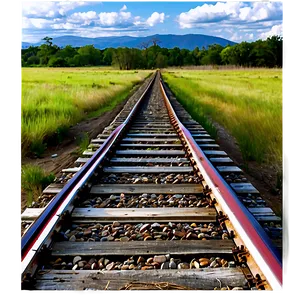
[
  {"x1": 178, "y1": 2, "x2": 242, "y2": 28},
  {"x1": 178, "y1": 1, "x2": 282, "y2": 29},
  {"x1": 68, "y1": 11, "x2": 98, "y2": 25},
  {"x1": 239, "y1": 2, "x2": 282, "y2": 22},
  {"x1": 260, "y1": 24, "x2": 283, "y2": 40},
  {"x1": 97, "y1": 11, "x2": 133, "y2": 27},
  {"x1": 22, "y1": 1, "x2": 88, "y2": 18},
  {"x1": 146, "y1": 12, "x2": 165, "y2": 27},
  {"x1": 22, "y1": 16, "x2": 54, "y2": 29},
  {"x1": 51, "y1": 22, "x2": 78, "y2": 30},
  {"x1": 120, "y1": 5, "x2": 127, "y2": 12}
]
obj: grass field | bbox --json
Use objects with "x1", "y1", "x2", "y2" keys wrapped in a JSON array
[
  {"x1": 162, "y1": 69, "x2": 282, "y2": 166},
  {"x1": 22, "y1": 68, "x2": 151, "y2": 156}
]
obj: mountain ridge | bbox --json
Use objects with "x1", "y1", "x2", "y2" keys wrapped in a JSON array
[{"x1": 22, "y1": 34, "x2": 236, "y2": 51}]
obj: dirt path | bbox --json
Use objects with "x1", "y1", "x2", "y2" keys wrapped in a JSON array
[{"x1": 21, "y1": 102, "x2": 125, "y2": 212}]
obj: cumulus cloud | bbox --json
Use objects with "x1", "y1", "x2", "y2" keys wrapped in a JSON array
[
  {"x1": 178, "y1": 2, "x2": 242, "y2": 28},
  {"x1": 120, "y1": 5, "x2": 127, "y2": 11},
  {"x1": 68, "y1": 11, "x2": 98, "y2": 25},
  {"x1": 176, "y1": 1, "x2": 282, "y2": 42},
  {"x1": 98, "y1": 11, "x2": 132, "y2": 27},
  {"x1": 22, "y1": 1, "x2": 88, "y2": 18},
  {"x1": 178, "y1": 1, "x2": 282, "y2": 28},
  {"x1": 22, "y1": 0, "x2": 166, "y2": 38},
  {"x1": 260, "y1": 24, "x2": 283, "y2": 40},
  {"x1": 239, "y1": 2, "x2": 282, "y2": 22},
  {"x1": 146, "y1": 12, "x2": 165, "y2": 27},
  {"x1": 22, "y1": 16, "x2": 54, "y2": 29}
]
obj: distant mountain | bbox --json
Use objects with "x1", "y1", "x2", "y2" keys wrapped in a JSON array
[{"x1": 22, "y1": 34, "x2": 236, "y2": 50}]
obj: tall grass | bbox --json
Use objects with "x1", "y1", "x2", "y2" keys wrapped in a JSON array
[
  {"x1": 162, "y1": 69, "x2": 282, "y2": 166},
  {"x1": 21, "y1": 164, "x2": 55, "y2": 206},
  {"x1": 22, "y1": 68, "x2": 151, "y2": 156}
]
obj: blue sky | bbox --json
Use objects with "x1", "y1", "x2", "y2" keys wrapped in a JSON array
[{"x1": 22, "y1": 1, "x2": 283, "y2": 43}]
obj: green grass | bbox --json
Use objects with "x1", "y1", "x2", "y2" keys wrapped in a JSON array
[
  {"x1": 162, "y1": 69, "x2": 282, "y2": 166},
  {"x1": 21, "y1": 164, "x2": 55, "y2": 206},
  {"x1": 22, "y1": 68, "x2": 151, "y2": 156},
  {"x1": 76, "y1": 132, "x2": 90, "y2": 155}
]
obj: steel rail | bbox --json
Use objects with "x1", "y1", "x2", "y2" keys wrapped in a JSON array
[
  {"x1": 21, "y1": 72, "x2": 156, "y2": 275},
  {"x1": 159, "y1": 78, "x2": 282, "y2": 290}
]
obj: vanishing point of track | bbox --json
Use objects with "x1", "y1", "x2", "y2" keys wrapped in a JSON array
[{"x1": 21, "y1": 72, "x2": 282, "y2": 290}]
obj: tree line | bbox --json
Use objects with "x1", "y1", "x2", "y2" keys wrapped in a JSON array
[{"x1": 22, "y1": 35, "x2": 282, "y2": 69}]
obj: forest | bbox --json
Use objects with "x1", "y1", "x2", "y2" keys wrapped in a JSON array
[{"x1": 21, "y1": 35, "x2": 282, "y2": 69}]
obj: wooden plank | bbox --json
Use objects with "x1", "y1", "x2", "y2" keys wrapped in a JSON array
[
  {"x1": 119, "y1": 144, "x2": 182, "y2": 148},
  {"x1": 189, "y1": 130, "x2": 207, "y2": 134},
  {"x1": 103, "y1": 166, "x2": 193, "y2": 173},
  {"x1": 122, "y1": 138, "x2": 179, "y2": 142},
  {"x1": 72, "y1": 207, "x2": 215, "y2": 222},
  {"x1": 129, "y1": 131, "x2": 175, "y2": 134},
  {"x1": 197, "y1": 144, "x2": 219, "y2": 148},
  {"x1": 110, "y1": 157, "x2": 189, "y2": 163},
  {"x1": 127, "y1": 133, "x2": 178, "y2": 137},
  {"x1": 191, "y1": 134, "x2": 209, "y2": 137},
  {"x1": 75, "y1": 157, "x2": 89, "y2": 164},
  {"x1": 248, "y1": 207, "x2": 275, "y2": 216},
  {"x1": 88, "y1": 144, "x2": 102, "y2": 148},
  {"x1": 255, "y1": 215, "x2": 281, "y2": 222},
  {"x1": 230, "y1": 183, "x2": 259, "y2": 194},
  {"x1": 91, "y1": 139, "x2": 108, "y2": 143},
  {"x1": 61, "y1": 167, "x2": 81, "y2": 173},
  {"x1": 216, "y1": 166, "x2": 242, "y2": 173},
  {"x1": 82, "y1": 150, "x2": 95, "y2": 156},
  {"x1": 194, "y1": 139, "x2": 215, "y2": 143},
  {"x1": 97, "y1": 134, "x2": 110, "y2": 138},
  {"x1": 52, "y1": 240, "x2": 233, "y2": 257},
  {"x1": 209, "y1": 157, "x2": 233, "y2": 163},
  {"x1": 90, "y1": 184, "x2": 203, "y2": 195},
  {"x1": 130, "y1": 127, "x2": 173, "y2": 130},
  {"x1": 182, "y1": 121, "x2": 199, "y2": 126},
  {"x1": 116, "y1": 150, "x2": 185, "y2": 156},
  {"x1": 35, "y1": 268, "x2": 246, "y2": 290},
  {"x1": 43, "y1": 183, "x2": 64, "y2": 194},
  {"x1": 203, "y1": 150, "x2": 227, "y2": 156},
  {"x1": 132, "y1": 123, "x2": 172, "y2": 126},
  {"x1": 21, "y1": 208, "x2": 44, "y2": 221}
]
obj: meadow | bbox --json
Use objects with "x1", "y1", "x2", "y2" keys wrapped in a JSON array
[
  {"x1": 162, "y1": 69, "x2": 282, "y2": 166},
  {"x1": 22, "y1": 68, "x2": 151, "y2": 156}
]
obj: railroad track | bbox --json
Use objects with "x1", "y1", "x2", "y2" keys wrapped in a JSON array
[{"x1": 21, "y1": 72, "x2": 282, "y2": 290}]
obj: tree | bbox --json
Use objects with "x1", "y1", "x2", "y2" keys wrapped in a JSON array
[
  {"x1": 77, "y1": 45, "x2": 102, "y2": 65},
  {"x1": 168, "y1": 47, "x2": 182, "y2": 66},
  {"x1": 180, "y1": 49, "x2": 195, "y2": 65},
  {"x1": 27, "y1": 55, "x2": 40, "y2": 65},
  {"x1": 150, "y1": 37, "x2": 161, "y2": 47},
  {"x1": 42, "y1": 36, "x2": 53, "y2": 46},
  {"x1": 103, "y1": 48, "x2": 114, "y2": 65},
  {"x1": 220, "y1": 46, "x2": 233, "y2": 65},
  {"x1": 146, "y1": 45, "x2": 161, "y2": 69},
  {"x1": 21, "y1": 36, "x2": 283, "y2": 69},
  {"x1": 156, "y1": 53, "x2": 168, "y2": 68},
  {"x1": 192, "y1": 47, "x2": 201, "y2": 65},
  {"x1": 56, "y1": 45, "x2": 77, "y2": 59},
  {"x1": 48, "y1": 57, "x2": 68, "y2": 67},
  {"x1": 266, "y1": 35, "x2": 282, "y2": 67}
]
